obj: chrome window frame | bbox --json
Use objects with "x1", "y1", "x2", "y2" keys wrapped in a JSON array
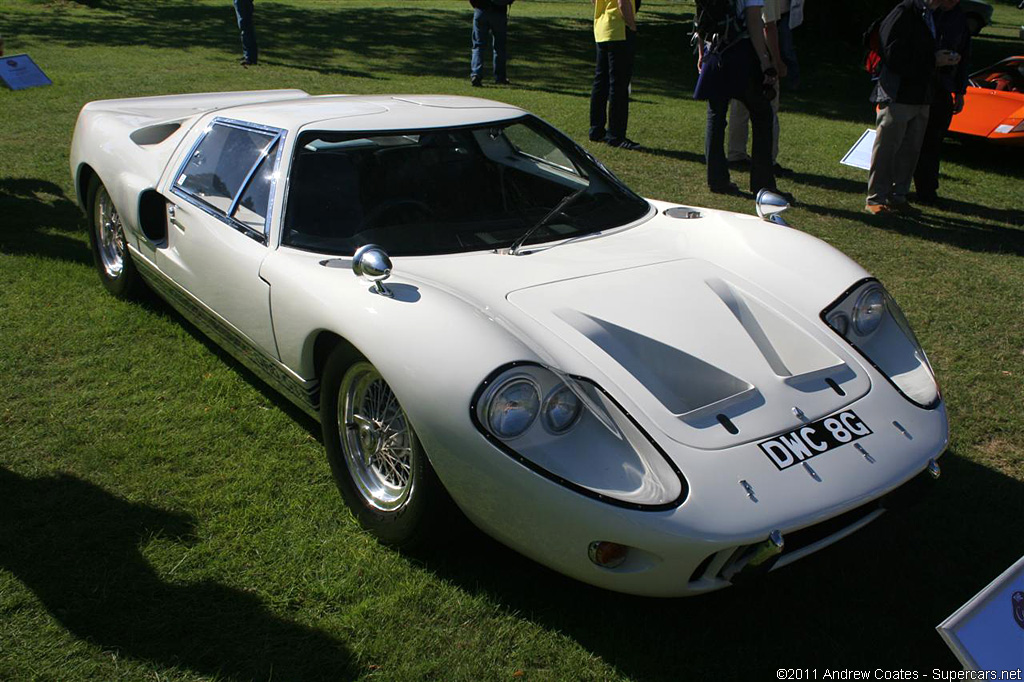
[{"x1": 171, "y1": 117, "x2": 286, "y2": 245}]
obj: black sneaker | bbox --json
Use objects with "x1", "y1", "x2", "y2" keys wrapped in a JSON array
[
  {"x1": 240, "y1": 58, "x2": 258, "y2": 67},
  {"x1": 494, "y1": 78, "x2": 511, "y2": 85},
  {"x1": 470, "y1": 76, "x2": 482, "y2": 87},
  {"x1": 608, "y1": 138, "x2": 642, "y2": 151},
  {"x1": 728, "y1": 157, "x2": 751, "y2": 168}
]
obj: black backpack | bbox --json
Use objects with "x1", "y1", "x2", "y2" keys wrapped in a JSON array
[{"x1": 693, "y1": 0, "x2": 744, "y2": 53}]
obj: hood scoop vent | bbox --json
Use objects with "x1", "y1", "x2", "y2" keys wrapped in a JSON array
[
  {"x1": 705, "y1": 278, "x2": 849, "y2": 389},
  {"x1": 555, "y1": 310, "x2": 758, "y2": 421}
]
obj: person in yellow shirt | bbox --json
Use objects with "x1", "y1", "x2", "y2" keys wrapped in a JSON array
[{"x1": 589, "y1": 0, "x2": 641, "y2": 150}]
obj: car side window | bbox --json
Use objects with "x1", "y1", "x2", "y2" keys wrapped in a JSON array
[{"x1": 174, "y1": 120, "x2": 282, "y2": 240}]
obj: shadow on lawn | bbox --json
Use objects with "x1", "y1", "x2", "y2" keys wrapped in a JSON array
[
  {"x1": 12, "y1": 2, "x2": 699, "y2": 102},
  {"x1": 795, "y1": 197, "x2": 1024, "y2": 256},
  {"x1": 0, "y1": 179, "x2": 91, "y2": 265},
  {"x1": 0, "y1": 467, "x2": 355, "y2": 681},
  {"x1": 421, "y1": 451, "x2": 1024, "y2": 678}
]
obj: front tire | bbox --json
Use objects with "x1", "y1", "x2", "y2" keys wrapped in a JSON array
[
  {"x1": 320, "y1": 352, "x2": 448, "y2": 548},
  {"x1": 87, "y1": 176, "x2": 141, "y2": 298}
]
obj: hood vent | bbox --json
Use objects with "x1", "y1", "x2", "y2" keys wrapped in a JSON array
[
  {"x1": 555, "y1": 310, "x2": 757, "y2": 421},
  {"x1": 706, "y1": 278, "x2": 849, "y2": 389}
]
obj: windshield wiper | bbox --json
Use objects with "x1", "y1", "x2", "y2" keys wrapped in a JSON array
[{"x1": 509, "y1": 186, "x2": 588, "y2": 256}]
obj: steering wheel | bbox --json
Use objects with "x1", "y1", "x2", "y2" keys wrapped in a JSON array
[{"x1": 362, "y1": 199, "x2": 435, "y2": 228}]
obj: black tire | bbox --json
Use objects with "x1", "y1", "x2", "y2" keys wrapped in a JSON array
[
  {"x1": 86, "y1": 176, "x2": 141, "y2": 298},
  {"x1": 320, "y1": 349, "x2": 450, "y2": 549}
]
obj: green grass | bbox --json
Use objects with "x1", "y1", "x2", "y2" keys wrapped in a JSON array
[{"x1": 1, "y1": 1, "x2": 1023, "y2": 679}]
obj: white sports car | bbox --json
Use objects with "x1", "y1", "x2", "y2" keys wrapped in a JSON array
[{"x1": 70, "y1": 90, "x2": 948, "y2": 597}]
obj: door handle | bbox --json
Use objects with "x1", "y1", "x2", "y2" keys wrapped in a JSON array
[{"x1": 168, "y1": 203, "x2": 183, "y2": 230}]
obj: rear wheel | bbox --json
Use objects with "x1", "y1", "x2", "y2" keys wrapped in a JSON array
[
  {"x1": 320, "y1": 351, "x2": 449, "y2": 548},
  {"x1": 87, "y1": 177, "x2": 141, "y2": 298}
]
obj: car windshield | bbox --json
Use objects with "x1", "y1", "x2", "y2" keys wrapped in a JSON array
[
  {"x1": 282, "y1": 115, "x2": 650, "y2": 256},
  {"x1": 971, "y1": 61, "x2": 1024, "y2": 93}
]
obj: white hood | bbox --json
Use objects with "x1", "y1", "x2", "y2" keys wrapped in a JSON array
[{"x1": 506, "y1": 257, "x2": 871, "y2": 450}]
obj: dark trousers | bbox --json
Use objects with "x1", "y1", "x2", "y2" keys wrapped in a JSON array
[
  {"x1": 705, "y1": 42, "x2": 775, "y2": 193},
  {"x1": 589, "y1": 30, "x2": 636, "y2": 143},
  {"x1": 233, "y1": 0, "x2": 258, "y2": 63},
  {"x1": 913, "y1": 90, "x2": 955, "y2": 199}
]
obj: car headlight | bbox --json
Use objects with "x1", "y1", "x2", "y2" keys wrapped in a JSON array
[
  {"x1": 472, "y1": 362, "x2": 687, "y2": 509},
  {"x1": 541, "y1": 384, "x2": 582, "y2": 434},
  {"x1": 852, "y1": 285, "x2": 885, "y2": 336},
  {"x1": 823, "y1": 279, "x2": 940, "y2": 408},
  {"x1": 485, "y1": 377, "x2": 540, "y2": 439}
]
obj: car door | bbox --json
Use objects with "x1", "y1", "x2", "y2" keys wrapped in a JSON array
[{"x1": 158, "y1": 118, "x2": 285, "y2": 359}]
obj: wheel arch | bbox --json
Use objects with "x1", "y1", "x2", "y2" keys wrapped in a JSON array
[
  {"x1": 312, "y1": 330, "x2": 362, "y2": 384},
  {"x1": 76, "y1": 163, "x2": 99, "y2": 212}
]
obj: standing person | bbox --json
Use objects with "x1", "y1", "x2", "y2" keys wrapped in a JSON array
[
  {"x1": 727, "y1": 0, "x2": 791, "y2": 176},
  {"x1": 913, "y1": 0, "x2": 970, "y2": 205},
  {"x1": 234, "y1": 0, "x2": 258, "y2": 67},
  {"x1": 589, "y1": 0, "x2": 641, "y2": 150},
  {"x1": 865, "y1": 0, "x2": 959, "y2": 215},
  {"x1": 695, "y1": 0, "x2": 788, "y2": 198},
  {"x1": 470, "y1": 0, "x2": 512, "y2": 87}
]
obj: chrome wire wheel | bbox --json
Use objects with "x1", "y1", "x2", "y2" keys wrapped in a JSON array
[
  {"x1": 94, "y1": 186, "x2": 126, "y2": 279},
  {"x1": 338, "y1": 362, "x2": 416, "y2": 512}
]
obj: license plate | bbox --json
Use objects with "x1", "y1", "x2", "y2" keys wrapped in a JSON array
[{"x1": 759, "y1": 410, "x2": 872, "y2": 471}]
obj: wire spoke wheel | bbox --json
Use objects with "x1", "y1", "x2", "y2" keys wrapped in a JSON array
[
  {"x1": 94, "y1": 186, "x2": 125, "y2": 279},
  {"x1": 339, "y1": 363, "x2": 416, "y2": 511}
]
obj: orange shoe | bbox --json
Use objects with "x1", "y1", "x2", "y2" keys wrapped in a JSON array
[{"x1": 864, "y1": 203, "x2": 894, "y2": 215}]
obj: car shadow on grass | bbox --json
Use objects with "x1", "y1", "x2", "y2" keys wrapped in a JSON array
[
  {"x1": 0, "y1": 467, "x2": 355, "y2": 681},
  {"x1": 416, "y1": 450, "x2": 1024, "y2": 678},
  {"x1": 0, "y1": 178, "x2": 91, "y2": 265}
]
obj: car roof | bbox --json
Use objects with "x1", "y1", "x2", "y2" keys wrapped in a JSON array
[{"x1": 219, "y1": 94, "x2": 528, "y2": 132}]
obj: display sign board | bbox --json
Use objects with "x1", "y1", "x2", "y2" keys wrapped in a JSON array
[
  {"x1": 840, "y1": 129, "x2": 875, "y2": 171},
  {"x1": 937, "y1": 554, "x2": 1024, "y2": 671},
  {"x1": 0, "y1": 54, "x2": 52, "y2": 91}
]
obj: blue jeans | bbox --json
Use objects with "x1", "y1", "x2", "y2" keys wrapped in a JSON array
[
  {"x1": 589, "y1": 30, "x2": 636, "y2": 143},
  {"x1": 234, "y1": 0, "x2": 258, "y2": 63},
  {"x1": 471, "y1": 8, "x2": 508, "y2": 81}
]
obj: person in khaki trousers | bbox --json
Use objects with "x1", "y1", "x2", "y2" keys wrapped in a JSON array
[{"x1": 865, "y1": 0, "x2": 960, "y2": 214}]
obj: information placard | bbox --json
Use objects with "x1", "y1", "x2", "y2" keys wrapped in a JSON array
[
  {"x1": 840, "y1": 129, "x2": 875, "y2": 171},
  {"x1": 0, "y1": 54, "x2": 52, "y2": 91},
  {"x1": 937, "y1": 555, "x2": 1024, "y2": 672}
]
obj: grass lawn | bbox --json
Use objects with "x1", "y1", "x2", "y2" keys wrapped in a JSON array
[{"x1": 1, "y1": 0, "x2": 1022, "y2": 679}]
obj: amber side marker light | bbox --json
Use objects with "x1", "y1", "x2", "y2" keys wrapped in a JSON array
[{"x1": 588, "y1": 541, "x2": 629, "y2": 569}]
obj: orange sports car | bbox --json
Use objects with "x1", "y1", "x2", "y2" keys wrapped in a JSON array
[{"x1": 949, "y1": 56, "x2": 1024, "y2": 145}]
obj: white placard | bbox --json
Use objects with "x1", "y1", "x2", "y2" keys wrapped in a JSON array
[
  {"x1": 937, "y1": 554, "x2": 1024, "y2": 671},
  {"x1": 841, "y1": 128, "x2": 875, "y2": 171}
]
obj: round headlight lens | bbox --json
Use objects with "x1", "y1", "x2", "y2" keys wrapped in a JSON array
[
  {"x1": 852, "y1": 286, "x2": 885, "y2": 336},
  {"x1": 486, "y1": 379, "x2": 540, "y2": 439},
  {"x1": 542, "y1": 385, "x2": 582, "y2": 434}
]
